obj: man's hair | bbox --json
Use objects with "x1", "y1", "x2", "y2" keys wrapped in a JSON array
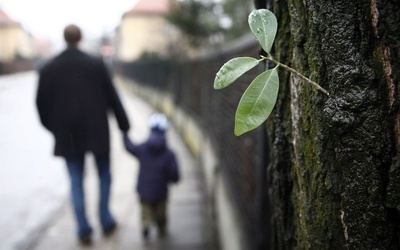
[{"x1": 63, "y1": 24, "x2": 82, "y2": 47}]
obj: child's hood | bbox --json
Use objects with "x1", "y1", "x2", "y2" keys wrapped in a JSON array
[{"x1": 146, "y1": 131, "x2": 167, "y2": 152}]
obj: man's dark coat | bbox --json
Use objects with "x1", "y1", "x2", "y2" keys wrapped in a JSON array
[{"x1": 36, "y1": 47, "x2": 130, "y2": 157}]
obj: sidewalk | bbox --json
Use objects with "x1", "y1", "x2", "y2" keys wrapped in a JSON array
[{"x1": 28, "y1": 83, "x2": 207, "y2": 250}]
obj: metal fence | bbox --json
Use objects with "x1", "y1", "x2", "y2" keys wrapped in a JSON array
[{"x1": 117, "y1": 34, "x2": 269, "y2": 249}]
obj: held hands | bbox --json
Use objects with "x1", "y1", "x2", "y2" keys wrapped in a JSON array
[{"x1": 122, "y1": 132, "x2": 136, "y2": 155}]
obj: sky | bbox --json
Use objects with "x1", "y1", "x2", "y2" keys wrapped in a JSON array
[{"x1": 0, "y1": 0, "x2": 138, "y2": 52}]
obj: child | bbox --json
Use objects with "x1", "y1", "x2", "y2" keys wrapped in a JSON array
[{"x1": 123, "y1": 113, "x2": 180, "y2": 238}]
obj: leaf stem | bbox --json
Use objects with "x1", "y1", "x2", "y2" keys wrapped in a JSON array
[{"x1": 261, "y1": 55, "x2": 330, "y2": 96}]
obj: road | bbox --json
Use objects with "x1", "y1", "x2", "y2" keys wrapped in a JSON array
[{"x1": 0, "y1": 71, "x2": 67, "y2": 250}]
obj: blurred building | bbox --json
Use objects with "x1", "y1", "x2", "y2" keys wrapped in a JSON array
[
  {"x1": 0, "y1": 8, "x2": 35, "y2": 62},
  {"x1": 33, "y1": 37, "x2": 53, "y2": 59},
  {"x1": 0, "y1": 7, "x2": 36, "y2": 74},
  {"x1": 32, "y1": 37, "x2": 54, "y2": 70},
  {"x1": 115, "y1": 0, "x2": 181, "y2": 62}
]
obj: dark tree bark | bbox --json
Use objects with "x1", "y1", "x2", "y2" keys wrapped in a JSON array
[{"x1": 263, "y1": 0, "x2": 400, "y2": 249}]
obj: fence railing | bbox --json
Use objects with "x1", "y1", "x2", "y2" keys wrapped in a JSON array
[{"x1": 116, "y1": 33, "x2": 269, "y2": 249}]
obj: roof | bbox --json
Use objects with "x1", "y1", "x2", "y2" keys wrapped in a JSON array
[
  {"x1": 0, "y1": 8, "x2": 20, "y2": 27},
  {"x1": 124, "y1": 0, "x2": 172, "y2": 16}
]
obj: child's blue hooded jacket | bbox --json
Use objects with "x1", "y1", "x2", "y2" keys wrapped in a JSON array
[{"x1": 124, "y1": 130, "x2": 179, "y2": 203}]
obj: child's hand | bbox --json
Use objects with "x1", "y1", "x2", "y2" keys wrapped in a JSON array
[{"x1": 123, "y1": 133, "x2": 137, "y2": 155}]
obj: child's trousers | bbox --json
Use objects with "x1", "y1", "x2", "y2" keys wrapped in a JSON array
[{"x1": 140, "y1": 200, "x2": 167, "y2": 235}]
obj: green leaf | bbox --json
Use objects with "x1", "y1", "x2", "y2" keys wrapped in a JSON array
[
  {"x1": 214, "y1": 57, "x2": 259, "y2": 89},
  {"x1": 248, "y1": 9, "x2": 277, "y2": 53},
  {"x1": 234, "y1": 67, "x2": 279, "y2": 136}
]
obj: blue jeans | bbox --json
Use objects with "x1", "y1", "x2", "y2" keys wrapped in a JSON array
[{"x1": 66, "y1": 154, "x2": 116, "y2": 237}]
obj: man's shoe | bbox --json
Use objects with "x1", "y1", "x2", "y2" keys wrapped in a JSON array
[
  {"x1": 79, "y1": 232, "x2": 92, "y2": 246},
  {"x1": 103, "y1": 223, "x2": 118, "y2": 236},
  {"x1": 142, "y1": 227, "x2": 149, "y2": 239}
]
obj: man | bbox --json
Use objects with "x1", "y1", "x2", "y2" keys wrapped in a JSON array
[{"x1": 36, "y1": 24, "x2": 130, "y2": 245}]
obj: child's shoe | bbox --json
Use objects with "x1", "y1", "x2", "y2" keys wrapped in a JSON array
[{"x1": 158, "y1": 225, "x2": 167, "y2": 238}]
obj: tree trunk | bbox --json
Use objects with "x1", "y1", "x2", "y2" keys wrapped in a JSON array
[{"x1": 265, "y1": 0, "x2": 400, "y2": 249}]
